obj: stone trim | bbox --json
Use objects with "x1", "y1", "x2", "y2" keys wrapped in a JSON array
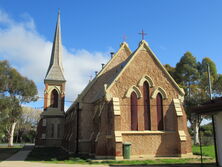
[
  {"x1": 114, "y1": 131, "x2": 123, "y2": 142},
  {"x1": 178, "y1": 130, "x2": 187, "y2": 141},
  {"x1": 173, "y1": 99, "x2": 183, "y2": 116},
  {"x1": 151, "y1": 86, "x2": 168, "y2": 99},
  {"x1": 125, "y1": 85, "x2": 142, "y2": 98},
  {"x1": 138, "y1": 75, "x2": 155, "y2": 87},
  {"x1": 113, "y1": 97, "x2": 121, "y2": 116},
  {"x1": 119, "y1": 130, "x2": 176, "y2": 135}
]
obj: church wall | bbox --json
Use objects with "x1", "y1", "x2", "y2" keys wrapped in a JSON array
[
  {"x1": 110, "y1": 50, "x2": 180, "y2": 131},
  {"x1": 108, "y1": 48, "x2": 192, "y2": 157},
  {"x1": 70, "y1": 47, "x2": 131, "y2": 155},
  {"x1": 122, "y1": 132, "x2": 179, "y2": 156},
  {"x1": 62, "y1": 109, "x2": 77, "y2": 152},
  {"x1": 94, "y1": 100, "x2": 115, "y2": 157}
]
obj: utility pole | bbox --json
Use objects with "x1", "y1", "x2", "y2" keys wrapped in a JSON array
[{"x1": 207, "y1": 64, "x2": 219, "y2": 166}]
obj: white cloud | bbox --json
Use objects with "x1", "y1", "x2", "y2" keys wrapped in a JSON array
[{"x1": 0, "y1": 10, "x2": 110, "y2": 108}]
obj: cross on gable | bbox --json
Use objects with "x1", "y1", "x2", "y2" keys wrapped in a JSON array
[{"x1": 138, "y1": 29, "x2": 147, "y2": 40}]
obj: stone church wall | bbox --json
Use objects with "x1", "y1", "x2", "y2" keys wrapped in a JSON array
[{"x1": 108, "y1": 48, "x2": 192, "y2": 157}]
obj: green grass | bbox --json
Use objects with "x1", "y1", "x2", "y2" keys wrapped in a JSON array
[
  {"x1": 192, "y1": 145, "x2": 216, "y2": 158},
  {"x1": 0, "y1": 145, "x2": 23, "y2": 161},
  {"x1": 26, "y1": 145, "x2": 217, "y2": 166}
]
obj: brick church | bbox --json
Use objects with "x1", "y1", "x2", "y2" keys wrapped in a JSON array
[{"x1": 36, "y1": 12, "x2": 192, "y2": 159}]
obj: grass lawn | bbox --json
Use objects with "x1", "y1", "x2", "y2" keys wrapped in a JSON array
[
  {"x1": 26, "y1": 146, "x2": 216, "y2": 166},
  {"x1": 0, "y1": 145, "x2": 23, "y2": 161},
  {"x1": 192, "y1": 145, "x2": 216, "y2": 158}
]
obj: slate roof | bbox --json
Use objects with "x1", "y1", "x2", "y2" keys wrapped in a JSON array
[
  {"x1": 67, "y1": 40, "x2": 185, "y2": 112},
  {"x1": 45, "y1": 11, "x2": 65, "y2": 82}
]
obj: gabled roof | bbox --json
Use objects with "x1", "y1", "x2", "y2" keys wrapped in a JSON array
[
  {"x1": 66, "y1": 40, "x2": 185, "y2": 113},
  {"x1": 106, "y1": 40, "x2": 185, "y2": 96},
  {"x1": 77, "y1": 42, "x2": 131, "y2": 101},
  {"x1": 66, "y1": 42, "x2": 131, "y2": 112},
  {"x1": 45, "y1": 11, "x2": 65, "y2": 82}
]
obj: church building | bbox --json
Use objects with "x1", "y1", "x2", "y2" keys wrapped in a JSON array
[{"x1": 36, "y1": 12, "x2": 192, "y2": 159}]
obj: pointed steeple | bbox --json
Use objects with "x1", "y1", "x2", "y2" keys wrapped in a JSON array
[{"x1": 45, "y1": 10, "x2": 65, "y2": 82}]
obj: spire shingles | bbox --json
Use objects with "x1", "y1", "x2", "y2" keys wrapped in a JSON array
[{"x1": 45, "y1": 11, "x2": 65, "y2": 82}]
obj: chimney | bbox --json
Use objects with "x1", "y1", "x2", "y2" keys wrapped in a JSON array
[
  {"x1": 95, "y1": 71, "x2": 98, "y2": 76},
  {"x1": 110, "y1": 52, "x2": 115, "y2": 58},
  {"x1": 101, "y1": 63, "x2": 105, "y2": 69}
]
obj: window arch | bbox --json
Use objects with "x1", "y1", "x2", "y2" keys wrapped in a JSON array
[
  {"x1": 138, "y1": 75, "x2": 155, "y2": 87},
  {"x1": 151, "y1": 86, "x2": 168, "y2": 99},
  {"x1": 125, "y1": 85, "x2": 142, "y2": 98},
  {"x1": 143, "y1": 82, "x2": 151, "y2": 130},
  {"x1": 50, "y1": 89, "x2": 58, "y2": 108},
  {"x1": 131, "y1": 91, "x2": 138, "y2": 130},
  {"x1": 156, "y1": 93, "x2": 164, "y2": 130}
]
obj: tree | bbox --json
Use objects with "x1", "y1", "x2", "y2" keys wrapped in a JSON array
[
  {"x1": 199, "y1": 58, "x2": 218, "y2": 98},
  {"x1": 0, "y1": 60, "x2": 38, "y2": 146},
  {"x1": 15, "y1": 107, "x2": 41, "y2": 143},
  {"x1": 164, "y1": 64, "x2": 178, "y2": 82},
  {"x1": 166, "y1": 52, "x2": 221, "y2": 145},
  {"x1": 214, "y1": 74, "x2": 222, "y2": 95},
  {"x1": 174, "y1": 52, "x2": 202, "y2": 145}
]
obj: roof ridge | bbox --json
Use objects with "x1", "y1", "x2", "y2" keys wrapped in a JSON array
[{"x1": 76, "y1": 42, "x2": 131, "y2": 102}]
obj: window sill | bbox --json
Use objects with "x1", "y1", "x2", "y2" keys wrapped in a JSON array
[{"x1": 120, "y1": 130, "x2": 176, "y2": 135}]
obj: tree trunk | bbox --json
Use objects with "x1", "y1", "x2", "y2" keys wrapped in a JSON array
[
  {"x1": 193, "y1": 118, "x2": 200, "y2": 145},
  {"x1": 8, "y1": 122, "x2": 17, "y2": 147}
]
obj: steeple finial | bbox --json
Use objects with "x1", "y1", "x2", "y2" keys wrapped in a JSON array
[{"x1": 45, "y1": 11, "x2": 65, "y2": 81}]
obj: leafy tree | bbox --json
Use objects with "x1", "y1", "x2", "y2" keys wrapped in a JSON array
[
  {"x1": 14, "y1": 107, "x2": 41, "y2": 143},
  {"x1": 175, "y1": 52, "x2": 199, "y2": 89},
  {"x1": 0, "y1": 60, "x2": 38, "y2": 146},
  {"x1": 214, "y1": 74, "x2": 222, "y2": 95},
  {"x1": 166, "y1": 52, "x2": 221, "y2": 145},
  {"x1": 164, "y1": 64, "x2": 178, "y2": 82},
  {"x1": 199, "y1": 58, "x2": 218, "y2": 98}
]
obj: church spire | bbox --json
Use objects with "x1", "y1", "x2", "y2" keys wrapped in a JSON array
[{"x1": 45, "y1": 10, "x2": 65, "y2": 81}]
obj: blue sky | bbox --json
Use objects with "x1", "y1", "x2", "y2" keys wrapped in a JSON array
[{"x1": 0, "y1": 0, "x2": 222, "y2": 109}]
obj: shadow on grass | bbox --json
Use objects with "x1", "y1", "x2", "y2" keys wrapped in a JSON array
[
  {"x1": 26, "y1": 147, "x2": 70, "y2": 161},
  {"x1": 0, "y1": 147, "x2": 23, "y2": 161},
  {"x1": 26, "y1": 147, "x2": 217, "y2": 167}
]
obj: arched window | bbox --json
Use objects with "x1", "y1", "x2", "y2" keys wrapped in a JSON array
[
  {"x1": 131, "y1": 92, "x2": 138, "y2": 130},
  {"x1": 143, "y1": 82, "x2": 151, "y2": 130},
  {"x1": 156, "y1": 93, "x2": 164, "y2": 130},
  {"x1": 50, "y1": 89, "x2": 58, "y2": 108}
]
